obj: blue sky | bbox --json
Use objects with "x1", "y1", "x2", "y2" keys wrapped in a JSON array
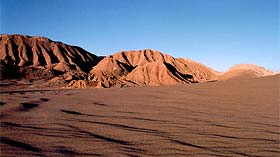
[{"x1": 1, "y1": 0, "x2": 279, "y2": 72}]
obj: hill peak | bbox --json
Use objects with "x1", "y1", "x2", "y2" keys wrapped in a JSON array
[{"x1": 0, "y1": 34, "x2": 274, "y2": 88}]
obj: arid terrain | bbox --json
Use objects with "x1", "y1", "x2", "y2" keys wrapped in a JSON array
[
  {"x1": 0, "y1": 34, "x2": 279, "y2": 156},
  {"x1": 0, "y1": 34, "x2": 273, "y2": 89},
  {"x1": 1, "y1": 74, "x2": 279, "y2": 156}
]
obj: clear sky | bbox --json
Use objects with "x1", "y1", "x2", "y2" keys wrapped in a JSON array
[{"x1": 1, "y1": 0, "x2": 279, "y2": 72}]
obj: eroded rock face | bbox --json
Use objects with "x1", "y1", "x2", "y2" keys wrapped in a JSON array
[
  {"x1": 0, "y1": 34, "x2": 101, "y2": 74},
  {"x1": 89, "y1": 49, "x2": 218, "y2": 87},
  {"x1": 1, "y1": 34, "x2": 273, "y2": 89},
  {"x1": 0, "y1": 34, "x2": 101, "y2": 88}
]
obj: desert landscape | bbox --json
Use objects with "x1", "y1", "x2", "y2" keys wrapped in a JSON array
[
  {"x1": 0, "y1": 34, "x2": 279, "y2": 156},
  {"x1": 0, "y1": 34, "x2": 274, "y2": 89}
]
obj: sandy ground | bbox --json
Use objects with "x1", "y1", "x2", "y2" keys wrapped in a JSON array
[{"x1": 0, "y1": 75, "x2": 279, "y2": 157}]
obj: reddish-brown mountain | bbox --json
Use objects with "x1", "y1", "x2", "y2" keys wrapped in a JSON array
[
  {"x1": 89, "y1": 49, "x2": 218, "y2": 87},
  {"x1": 0, "y1": 34, "x2": 100, "y2": 78},
  {"x1": 0, "y1": 34, "x2": 274, "y2": 89}
]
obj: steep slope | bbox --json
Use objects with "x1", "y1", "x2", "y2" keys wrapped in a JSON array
[
  {"x1": 120, "y1": 60, "x2": 195, "y2": 86},
  {"x1": 89, "y1": 56, "x2": 134, "y2": 87},
  {"x1": 219, "y1": 64, "x2": 273, "y2": 80},
  {"x1": 0, "y1": 34, "x2": 100, "y2": 75},
  {"x1": 177, "y1": 58, "x2": 220, "y2": 81},
  {"x1": 112, "y1": 49, "x2": 218, "y2": 82},
  {"x1": 90, "y1": 49, "x2": 217, "y2": 87}
]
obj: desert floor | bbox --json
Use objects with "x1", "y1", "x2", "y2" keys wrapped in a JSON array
[{"x1": 1, "y1": 75, "x2": 279, "y2": 157}]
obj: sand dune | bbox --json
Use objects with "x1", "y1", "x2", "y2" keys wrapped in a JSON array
[
  {"x1": 1, "y1": 75, "x2": 279, "y2": 156},
  {"x1": 219, "y1": 64, "x2": 273, "y2": 80}
]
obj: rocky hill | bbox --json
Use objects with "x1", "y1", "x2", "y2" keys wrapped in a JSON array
[
  {"x1": 89, "y1": 49, "x2": 218, "y2": 87},
  {"x1": 0, "y1": 34, "x2": 273, "y2": 89},
  {"x1": 0, "y1": 34, "x2": 101, "y2": 80}
]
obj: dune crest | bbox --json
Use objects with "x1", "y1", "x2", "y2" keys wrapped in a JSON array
[{"x1": 219, "y1": 64, "x2": 273, "y2": 80}]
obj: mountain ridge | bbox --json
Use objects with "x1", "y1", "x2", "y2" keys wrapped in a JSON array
[{"x1": 0, "y1": 34, "x2": 274, "y2": 88}]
